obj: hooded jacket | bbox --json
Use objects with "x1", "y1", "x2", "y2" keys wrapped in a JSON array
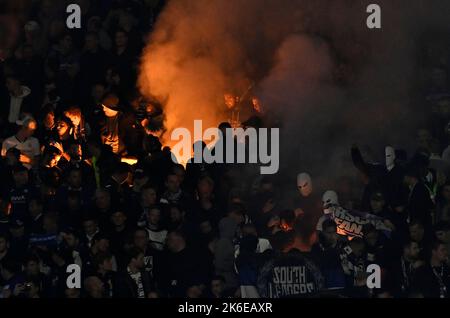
[{"x1": 214, "y1": 217, "x2": 238, "y2": 289}]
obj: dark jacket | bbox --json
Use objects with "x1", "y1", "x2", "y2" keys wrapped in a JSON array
[{"x1": 407, "y1": 182, "x2": 434, "y2": 230}]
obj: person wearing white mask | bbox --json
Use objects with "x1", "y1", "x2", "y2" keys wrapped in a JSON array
[
  {"x1": 297, "y1": 173, "x2": 313, "y2": 198},
  {"x1": 316, "y1": 190, "x2": 341, "y2": 232},
  {"x1": 385, "y1": 146, "x2": 396, "y2": 172},
  {"x1": 292, "y1": 172, "x2": 322, "y2": 247}
]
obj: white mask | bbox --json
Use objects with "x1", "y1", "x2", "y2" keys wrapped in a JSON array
[
  {"x1": 297, "y1": 173, "x2": 312, "y2": 197},
  {"x1": 385, "y1": 146, "x2": 396, "y2": 170}
]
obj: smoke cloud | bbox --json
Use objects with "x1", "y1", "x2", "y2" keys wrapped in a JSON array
[{"x1": 138, "y1": 0, "x2": 450, "y2": 190}]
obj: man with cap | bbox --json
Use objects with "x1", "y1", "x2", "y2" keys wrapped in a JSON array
[
  {"x1": 1, "y1": 116, "x2": 40, "y2": 169},
  {"x1": 97, "y1": 93, "x2": 137, "y2": 156}
]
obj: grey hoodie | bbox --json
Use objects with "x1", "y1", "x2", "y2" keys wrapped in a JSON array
[{"x1": 214, "y1": 217, "x2": 239, "y2": 289}]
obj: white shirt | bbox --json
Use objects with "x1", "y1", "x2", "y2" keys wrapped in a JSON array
[{"x1": 1, "y1": 135, "x2": 40, "y2": 169}]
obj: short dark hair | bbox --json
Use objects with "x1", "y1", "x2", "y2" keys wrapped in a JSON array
[
  {"x1": 134, "y1": 227, "x2": 149, "y2": 238},
  {"x1": 115, "y1": 28, "x2": 129, "y2": 37},
  {"x1": 270, "y1": 230, "x2": 295, "y2": 252},
  {"x1": 219, "y1": 122, "x2": 231, "y2": 130},
  {"x1": 43, "y1": 145, "x2": 62, "y2": 157},
  {"x1": 211, "y1": 275, "x2": 225, "y2": 283},
  {"x1": 93, "y1": 252, "x2": 113, "y2": 269},
  {"x1": 82, "y1": 215, "x2": 98, "y2": 224},
  {"x1": 67, "y1": 191, "x2": 81, "y2": 201},
  {"x1": 169, "y1": 203, "x2": 184, "y2": 213},
  {"x1": 142, "y1": 183, "x2": 158, "y2": 192},
  {"x1": 24, "y1": 254, "x2": 40, "y2": 264},
  {"x1": 350, "y1": 237, "x2": 365, "y2": 248},
  {"x1": 402, "y1": 239, "x2": 416, "y2": 249},
  {"x1": 67, "y1": 166, "x2": 82, "y2": 175},
  {"x1": 197, "y1": 175, "x2": 214, "y2": 188},
  {"x1": 126, "y1": 247, "x2": 143, "y2": 265},
  {"x1": 57, "y1": 115, "x2": 73, "y2": 128},
  {"x1": 168, "y1": 229, "x2": 187, "y2": 242},
  {"x1": 409, "y1": 220, "x2": 424, "y2": 228},
  {"x1": 12, "y1": 164, "x2": 28, "y2": 174},
  {"x1": 434, "y1": 221, "x2": 450, "y2": 232}
]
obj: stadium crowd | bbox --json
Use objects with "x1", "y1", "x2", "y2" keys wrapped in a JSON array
[{"x1": 0, "y1": 0, "x2": 450, "y2": 298}]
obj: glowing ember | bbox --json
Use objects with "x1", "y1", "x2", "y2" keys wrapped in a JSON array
[{"x1": 121, "y1": 157, "x2": 138, "y2": 165}]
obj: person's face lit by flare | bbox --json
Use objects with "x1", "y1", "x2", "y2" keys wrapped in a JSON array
[
  {"x1": 224, "y1": 94, "x2": 236, "y2": 109},
  {"x1": 56, "y1": 120, "x2": 70, "y2": 137}
]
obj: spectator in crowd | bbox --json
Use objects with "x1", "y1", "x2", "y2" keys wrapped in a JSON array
[
  {"x1": 141, "y1": 205, "x2": 167, "y2": 252},
  {"x1": 84, "y1": 276, "x2": 104, "y2": 299},
  {"x1": 411, "y1": 240, "x2": 450, "y2": 298},
  {"x1": 1, "y1": 0, "x2": 450, "y2": 299},
  {"x1": 113, "y1": 247, "x2": 153, "y2": 298},
  {"x1": 1, "y1": 117, "x2": 40, "y2": 169}
]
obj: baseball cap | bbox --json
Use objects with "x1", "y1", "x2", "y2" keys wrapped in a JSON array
[{"x1": 101, "y1": 93, "x2": 120, "y2": 111}]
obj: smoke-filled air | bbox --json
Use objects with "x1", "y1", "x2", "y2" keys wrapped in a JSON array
[{"x1": 138, "y1": 0, "x2": 450, "y2": 185}]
